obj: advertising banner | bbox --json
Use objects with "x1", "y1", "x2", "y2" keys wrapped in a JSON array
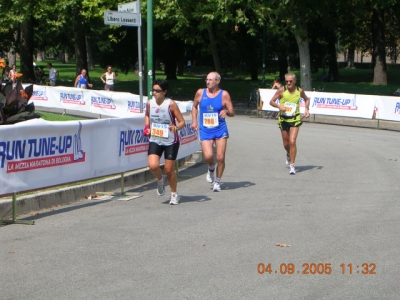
[
  {"x1": 375, "y1": 96, "x2": 400, "y2": 122},
  {"x1": 260, "y1": 89, "x2": 376, "y2": 119},
  {"x1": 0, "y1": 115, "x2": 200, "y2": 195}
]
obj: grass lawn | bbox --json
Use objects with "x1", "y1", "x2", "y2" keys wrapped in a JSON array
[{"x1": 23, "y1": 59, "x2": 400, "y2": 102}]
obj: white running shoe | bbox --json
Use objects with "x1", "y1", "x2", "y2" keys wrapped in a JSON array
[
  {"x1": 213, "y1": 182, "x2": 221, "y2": 192},
  {"x1": 289, "y1": 164, "x2": 296, "y2": 175},
  {"x1": 169, "y1": 193, "x2": 180, "y2": 205},
  {"x1": 286, "y1": 153, "x2": 290, "y2": 165},
  {"x1": 206, "y1": 168, "x2": 215, "y2": 183},
  {"x1": 157, "y1": 175, "x2": 167, "y2": 196}
]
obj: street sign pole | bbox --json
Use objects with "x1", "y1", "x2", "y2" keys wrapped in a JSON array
[
  {"x1": 108, "y1": 2, "x2": 143, "y2": 112},
  {"x1": 147, "y1": 0, "x2": 153, "y2": 98},
  {"x1": 137, "y1": 1, "x2": 143, "y2": 113}
]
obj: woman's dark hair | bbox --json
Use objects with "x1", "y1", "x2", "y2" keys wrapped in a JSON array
[
  {"x1": 153, "y1": 79, "x2": 169, "y2": 91},
  {"x1": 274, "y1": 77, "x2": 281, "y2": 83}
]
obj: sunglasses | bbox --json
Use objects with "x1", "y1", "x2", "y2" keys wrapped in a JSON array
[
  {"x1": 152, "y1": 89, "x2": 163, "y2": 93},
  {"x1": 286, "y1": 80, "x2": 294, "y2": 83}
]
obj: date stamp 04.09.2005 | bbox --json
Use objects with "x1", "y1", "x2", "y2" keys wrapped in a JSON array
[{"x1": 257, "y1": 263, "x2": 376, "y2": 275}]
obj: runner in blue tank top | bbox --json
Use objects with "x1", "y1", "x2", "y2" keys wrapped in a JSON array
[{"x1": 191, "y1": 72, "x2": 235, "y2": 192}]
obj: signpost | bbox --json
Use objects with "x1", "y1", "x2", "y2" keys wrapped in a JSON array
[
  {"x1": 104, "y1": 2, "x2": 144, "y2": 113},
  {"x1": 118, "y1": 1, "x2": 138, "y2": 13},
  {"x1": 104, "y1": 11, "x2": 139, "y2": 27}
]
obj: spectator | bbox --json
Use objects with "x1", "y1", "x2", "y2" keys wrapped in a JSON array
[
  {"x1": 74, "y1": 69, "x2": 93, "y2": 89},
  {"x1": 47, "y1": 63, "x2": 57, "y2": 86},
  {"x1": 100, "y1": 65, "x2": 116, "y2": 91},
  {"x1": 8, "y1": 64, "x2": 17, "y2": 79}
]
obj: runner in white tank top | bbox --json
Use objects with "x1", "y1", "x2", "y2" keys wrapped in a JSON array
[
  {"x1": 100, "y1": 65, "x2": 116, "y2": 91},
  {"x1": 144, "y1": 79, "x2": 185, "y2": 205}
]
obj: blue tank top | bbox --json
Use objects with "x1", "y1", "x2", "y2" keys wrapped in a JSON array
[
  {"x1": 198, "y1": 89, "x2": 229, "y2": 140},
  {"x1": 78, "y1": 75, "x2": 88, "y2": 89}
]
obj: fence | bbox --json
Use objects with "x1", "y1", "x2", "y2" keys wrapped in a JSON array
[
  {"x1": 1, "y1": 86, "x2": 199, "y2": 224},
  {"x1": 259, "y1": 89, "x2": 400, "y2": 122}
]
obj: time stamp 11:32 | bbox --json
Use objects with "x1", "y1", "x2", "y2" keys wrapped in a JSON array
[{"x1": 257, "y1": 263, "x2": 376, "y2": 275}]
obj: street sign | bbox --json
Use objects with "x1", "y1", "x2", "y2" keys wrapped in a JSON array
[
  {"x1": 118, "y1": 1, "x2": 138, "y2": 13},
  {"x1": 104, "y1": 11, "x2": 139, "y2": 27}
]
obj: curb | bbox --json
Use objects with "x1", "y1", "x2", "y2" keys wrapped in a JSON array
[{"x1": 0, "y1": 153, "x2": 202, "y2": 221}]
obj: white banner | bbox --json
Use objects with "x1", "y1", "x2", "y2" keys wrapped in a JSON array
[
  {"x1": 30, "y1": 85, "x2": 194, "y2": 117},
  {"x1": 375, "y1": 96, "x2": 400, "y2": 121},
  {"x1": 260, "y1": 89, "x2": 377, "y2": 119},
  {"x1": 0, "y1": 115, "x2": 200, "y2": 195},
  {"x1": 260, "y1": 89, "x2": 307, "y2": 114}
]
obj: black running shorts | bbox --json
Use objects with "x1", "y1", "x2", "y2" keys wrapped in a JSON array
[{"x1": 148, "y1": 142, "x2": 180, "y2": 160}]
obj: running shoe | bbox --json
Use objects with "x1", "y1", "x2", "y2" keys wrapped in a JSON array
[
  {"x1": 289, "y1": 164, "x2": 296, "y2": 175},
  {"x1": 157, "y1": 175, "x2": 167, "y2": 196},
  {"x1": 213, "y1": 182, "x2": 221, "y2": 192},
  {"x1": 169, "y1": 193, "x2": 180, "y2": 205},
  {"x1": 286, "y1": 153, "x2": 290, "y2": 165},
  {"x1": 206, "y1": 167, "x2": 215, "y2": 183}
]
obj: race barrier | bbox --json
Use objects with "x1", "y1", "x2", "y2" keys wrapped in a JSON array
[
  {"x1": 30, "y1": 85, "x2": 194, "y2": 117},
  {"x1": 259, "y1": 89, "x2": 400, "y2": 122},
  {"x1": 0, "y1": 114, "x2": 199, "y2": 196}
]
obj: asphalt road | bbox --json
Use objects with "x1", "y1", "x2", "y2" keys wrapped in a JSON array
[{"x1": 1, "y1": 115, "x2": 400, "y2": 299}]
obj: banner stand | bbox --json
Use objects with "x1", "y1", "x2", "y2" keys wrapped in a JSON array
[
  {"x1": 0, "y1": 193, "x2": 35, "y2": 225},
  {"x1": 96, "y1": 172, "x2": 143, "y2": 200},
  {"x1": 175, "y1": 161, "x2": 192, "y2": 179},
  {"x1": 250, "y1": 96, "x2": 264, "y2": 119}
]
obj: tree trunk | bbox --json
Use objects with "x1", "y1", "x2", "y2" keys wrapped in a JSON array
[
  {"x1": 207, "y1": 23, "x2": 222, "y2": 74},
  {"x1": 20, "y1": 16, "x2": 35, "y2": 82},
  {"x1": 8, "y1": 48, "x2": 16, "y2": 67},
  {"x1": 36, "y1": 51, "x2": 45, "y2": 62},
  {"x1": 86, "y1": 36, "x2": 95, "y2": 69},
  {"x1": 326, "y1": 31, "x2": 339, "y2": 81},
  {"x1": 372, "y1": 7, "x2": 387, "y2": 85},
  {"x1": 73, "y1": 6, "x2": 88, "y2": 76},
  {"x1": 295, "y1": 35, "x2": 312, "y2": 91},
  {"x1": 347, "y1": 47, "x2": 355, "y2": 68},
  {"x1": 58, "y1": 52, "x2": 65, "y2": 63},
  {"x1": 64, "y1": 53, "x2": 69, "y2": 64}
]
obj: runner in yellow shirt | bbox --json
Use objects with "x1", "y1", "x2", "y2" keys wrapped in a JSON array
[{"x1": 269, "y1": 73, "x2": 310, "y2": 175}]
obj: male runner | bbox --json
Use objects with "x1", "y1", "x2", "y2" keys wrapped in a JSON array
[
  {"x1": 191, "y1": 72, "x2": 235, "y2": 191},
  {"x1": 269, "y1": 73, "x2": 310, "y2": 175}
]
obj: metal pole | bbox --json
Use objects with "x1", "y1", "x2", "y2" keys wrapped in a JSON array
[
  {"x1": 12, "y1": 193, "x2": 16, "y2": 222},
  {"x1": 138, "y1": 1, "x2": 143, "y2": 113},
  {"x1": 262, "y1": 24, "x2": 266, "y2": 87},
  {"x1": 120, "y1": 173, "x2": 125, "y2": 195},
  {"x1": 147, "y1": 0, "x2": 153, "y2": 97}
]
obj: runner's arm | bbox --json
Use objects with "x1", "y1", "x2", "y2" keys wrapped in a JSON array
[
  {"x1": 222, "y1": 90, "x2": 235, "y2": 117},
  {"x1": 269, "y1": 87, "x2": 286, "y2": 112},
  {"x1": 191, "y1": 89, "x2": 202, "y2": 130},
  {"x1": 300, "y1": 88, "x2": 310, "y2": 118},
  {"x1": 169, "y1": 100, "x2": 186, "y2": 132}
]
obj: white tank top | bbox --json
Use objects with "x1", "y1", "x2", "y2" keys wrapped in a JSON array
[
  {"x1": 148, "y1": 98, "x2": 179, "y2": 146},
  {"x1": 105, "y1": 73, "x2": 114, "y2": 85}
]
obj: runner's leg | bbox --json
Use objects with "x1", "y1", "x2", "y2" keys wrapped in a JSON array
[
  {"x1": 201, "y1": 140, "x2": 215, "y2": 167},
  {"x1": 288, "y1": 126, "x2": 300, "y2": 164},
  {"x1": 148, "y1": 154, "x2": 162, "y2": 180},
  {"x1": 164, "y1": 159, "x2": 177, "y2": 193},
  {"x1": 215, "y1": 138, "x2": 227, "y2": 179}
]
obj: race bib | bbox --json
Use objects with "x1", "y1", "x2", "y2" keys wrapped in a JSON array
[
  {"x1": 203, "y1": 113, "x2": 219, "y2": 128},
  {"x1": 283, "y1": 102, "x2": 297, "y2": 116},
  {"x1": 80, "y1": 84, "x2": 87, "y2": 89},
  {"x1": 151, "y1": 123, "x2": 169, "y2": 138}
]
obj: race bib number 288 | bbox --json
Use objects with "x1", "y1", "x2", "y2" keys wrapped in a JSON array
[{"x1": 203, "y1": 113, "x2": 219, "y2": 128}]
